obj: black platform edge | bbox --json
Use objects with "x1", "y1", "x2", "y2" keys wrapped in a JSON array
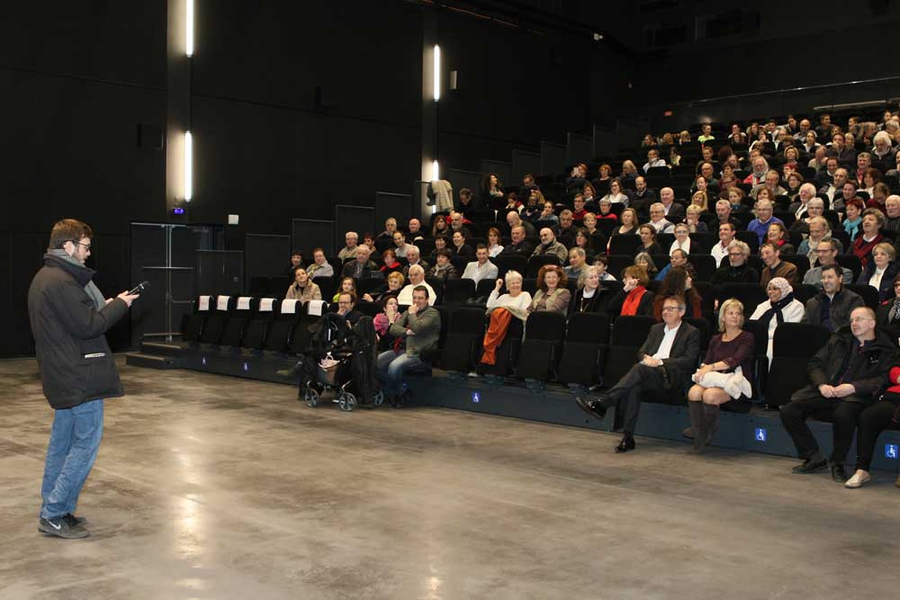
[
  {"x1": 126, "y1": 345, "x2": 900, "y2": 472},
  {"x1": 124, "y1": 353, "x2": 181, "y2": 370}
]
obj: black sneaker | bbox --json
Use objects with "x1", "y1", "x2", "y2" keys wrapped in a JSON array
[
  {"x1": 38, "y1": 516, "x2": 89, "y2": 539},
  {"x1": 63, "y1": 513, "x2": 87, "y2": 527}
]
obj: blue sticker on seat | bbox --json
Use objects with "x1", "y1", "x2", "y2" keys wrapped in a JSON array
[
  {"x1": 472, "y1": 392, "x2": 480, "y2": 403},
  {"x1": 754, "y1": 427, "x2": 767, "y2": 442},
  {"x1": 885, "y1": 444, "x2": 898, "y2": 459}
]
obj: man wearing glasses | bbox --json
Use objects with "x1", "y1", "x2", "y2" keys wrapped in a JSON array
[
  {"x1": 576, "y1": 296, "x2": 700, "y2": 453},
  {"x1": 711, "y1": 240, "x2": 758, "y2": 284},
  {"x1": 780, "y1": 307, "x2": 896, "y2": 482},
  {"x1": 802, "y1": 239, "x2": 853, "y2": 289},
  {"x1": 27, "y1": 219, "x2": 138, "y2": 538}
]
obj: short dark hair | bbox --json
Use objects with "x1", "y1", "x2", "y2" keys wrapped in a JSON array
[
  {"x1": 436, "y1": 248, "x2": 453, "y2": 259},
  {"x1": 338, "y1": 291, "x2": 357, "y2": 304},
  {"x1": 50, "y1": 219, "x2": 93, "y2": 250},
  {"x1": 820, "y1": 264, "x2": 842, "y2": 278},
  {"x1": 413, "y1": 284, "x2": 429, "y2": 299},
  {"x1": 476, "y1": 243, "x2": 488, "y2": 251},
  {"x1": 459, "y1": 188, "x2": 472, "y2": 199},
  {"x1": 291, "y1": 248, "x2": 304, "y2": 258}
]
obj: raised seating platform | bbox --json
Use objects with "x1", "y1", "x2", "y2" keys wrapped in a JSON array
[{"x1": 127, "y1": 343, "x2": 900, "y2": 473}]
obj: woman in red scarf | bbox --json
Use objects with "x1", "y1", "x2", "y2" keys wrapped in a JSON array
[
  {"x1": 766, "y1": 222, "x2": 795, "y2": 255},
  {"x1": 608, "y1": 265, "x2": 654, "y2": 320},
  {"x1": 852, "y1": 208, "x2": 886, "y2": 268}
]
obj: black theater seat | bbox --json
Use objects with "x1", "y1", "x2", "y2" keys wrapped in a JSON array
[
  {"x1": 516, "y1": 311, "x2": 567, "y2": 382},
  {"x1": 557, "y1": 312, "x2": 609, "y2": 387}
]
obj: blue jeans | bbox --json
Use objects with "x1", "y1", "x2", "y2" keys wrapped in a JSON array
[
  {"x1": 376, "y1": 351, "x2": 429, "y2": 397},
  {"x1": 40, "y1": 399, "x2": 104, "y2": 520}
]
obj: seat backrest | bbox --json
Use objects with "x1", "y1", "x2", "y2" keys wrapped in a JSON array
[
  {"x1": 492, "y1": 255, "x2": 527, "y2": 279},
  {"x1": 846, "y1": 284, "x2": 880, "y2": 309},
  {"x1": 689, "y1": 254, "x2": 717, "y2": 282},
  {"x1": 523, "y1": 311, "x2": 567, "y2": 342},
  {"x1": 241, "y1": 298, "x2": 276, "y2": 349},
  {"x1": 772, "y1": 322, "x2": 831, "y2": 358},
  {"x1": 781, "y1": 254, "x2": 810, "y2": 280},
  {"x1": 199, "y1": 295, "x2": 234, "y2": 344},
  {"x1": 443, "y1": 279, "x2": 475, "y2": 305},
  {"x1": 219, "y1": 296, "x2": 256, "y2": 346},
  {"x1": 565, "y1": 312, "x2": 610, "y2": 344},
  {"x1": 610, "y1": 315, "x2": 655, "y2": 346},
  {"x1": 608, "y1": 235, "x2": 642, "y2": 256},
  {"x1": 716, "y1": 283, "x2": 768, "y2": 320},
  {"x1": 527, "y1": 255, "x2": 560, "y2": 278},
  {"x1": 313, "y1": 276, "x2": 335, "y2": 301}
]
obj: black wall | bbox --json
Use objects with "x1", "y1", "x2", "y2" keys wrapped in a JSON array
[{"x1": 2, "y1": 1, "x2": 629, "y2": 357}]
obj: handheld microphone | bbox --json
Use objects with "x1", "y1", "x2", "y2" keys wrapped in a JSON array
[{"x1": 127, "y1": 281, "x2": 151, "y2": 296}]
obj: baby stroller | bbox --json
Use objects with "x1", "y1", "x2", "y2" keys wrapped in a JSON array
[{"x1": 299, "y1": 313, "x2": 383, "y2": 411}]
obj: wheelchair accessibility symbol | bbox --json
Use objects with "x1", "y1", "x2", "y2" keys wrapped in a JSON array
[
  {"x1": 754, "y1": 428, "x2": 767, "y2": 443},
  {"x1": 885, "y1": 444, "x2": 899, "y2": 459},
  {"x1": 472, "y1": 392, "x2": 481, "y2": 403}
]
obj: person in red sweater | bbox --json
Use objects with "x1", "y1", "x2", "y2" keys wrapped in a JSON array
[{"x1": 852, "y1": 208, "x2": 886, "y2": 268}]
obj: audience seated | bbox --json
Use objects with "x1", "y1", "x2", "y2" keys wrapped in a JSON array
[
  {"x1": 650, "y1": 198, "x2": 677, "y2": 232},
  {"x1": 766, "y1": 222, "x2": 795, "y2": 255},
  {"x1": 338, "y1": 232, "x2": 360, "y2": 261},
  {"x1": 402, "y1": 245, "x2": 429, "y2": 278},
  {"x1": 595, "y1": 255, "x2": 617, "y2": 282},
  {"x1": 856, "y1": 242, "x2": 899, "y2": 301},
  {"x1": 748, "y1": 199, "x2": 783, "y2": 245},
  {"x1": 397, "y1": 265, "x2": 436, "y2": 306},
  {"x1": 408, "y1": 218, "x2": 427, "y2": 242},
  {"x1": 364, "y1": 271, "x2": 405, "y2": 306},
  {"x1": 570, "y1": 265, "x2": 609, "y2": 314},
  {"x1": 376, "y1": 286, "x2": 441, "y2": 407},
  {"x1": 686, "y1": 298, "x2": 754, "y2": 452},
  {"x1": 630, "y1": 176, "x2": 657, "y2": 214},
  {"x1": 480, "y1": 271, "x2": 532, "y2": 367},
  {"x1": 341, "y1": 245, "x2": 380, "y2": 279},
  {"x1": 307, "y1": 247, "x2": 335, "y2": 278},
  {"x1": 564, "y1": 247, "x2": 588, "y2": 282},
  {"x1": 846, "y1": 365, "x2": 900, "y2": 488},
  {"x1": 373, "y1": 296, "x2": 402, "y2": 351},
  {"x1": 711, "y1": 222, "x2": 737, "y2": 268},
  {"x1": 429, "y1": 248, "x2": 459, "y2": 282},
  {"x1": 635, "y1": 252, "x2": 659, "y2": 279},
  {"x1": 486, "y1": 227, "x2": 504, "y2": 258},
  {"x1": 654, "y1": 266, "x2": 702, "y2": 320},
  {"x1": 576, "y1": 294, "x2": 701, "y2": 453},
  {"x1": 802, "y1": 239, "x2": 853, "y2": 288},
  {"x1": 852, "y1": 208, "x2": 887, "y2": 268},
  {"x1": 380, "y1": 249, "x2": 402, "y2": 276},
  {"x1": 804, "y1": 264, "x2": 864, "y2": 331},
  {"x1": 529, "y1": 265, "x2": 570, "y2": 315},
  {"x1": 797, "y1": 217, "x2": 843, "y2": 264},
  {"x1": 842, "y1": 198, "x2": 865, "y2": 241},
  {"x1": 779, "y1": 307, "x2": 896, "y2": 483},
  {"x1": 285, "y1": 267, "x2": 322, "y2": 303},
  {"x1": 875, "y1": 273, "x2": 900, "y2": 341},
  {"x1": 655, "y1": 249, "x2": 688, "y2": 282},
  {"x1": 285, "y1": 249, "x2": 304, "y2": 283},
  {"x1": 333, "y1": 277, "x2": 358, "y2": 304},
  {"x1": 531, "y1": 228, "x2": 568, "y2": 263},
  {"x1": 637, "y1": 224, "x2": 664, "y2": 256},
  {"x1": 711, "y1": 241, "x2": 758, "y2": 284},
  {"x1": 760, "y1": 242, "x2": 798, "y2": 287},
  {"x1": 499, "y1": 226, "x2": 534, "y2": 258},
  {"x1": 462, "y1": 244, "x2": 498, "y2": 284},
  {"x1": 669, "y1": 223, "x2": 700, "y2": 255},
  {"x1": 599, "y1": 178, "x2": 630, "y2": 206},
  {"x1": 749, "y1": 277, "x2": 806, "y2": 366}
]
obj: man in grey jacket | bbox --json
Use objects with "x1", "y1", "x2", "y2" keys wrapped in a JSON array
[
  {"x1": 376, "y1": 286, "x2": 441, "y2": 406},
  {"x1": 804, "y1": 264, "x2": 864, "y2": 331},
  {"x1": 28, "y1": 219, "x2": 137, "y2": 539}
]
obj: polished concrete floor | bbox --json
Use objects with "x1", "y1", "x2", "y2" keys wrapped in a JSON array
[{"x1": 2, "y1": 358, "x2": 899, "y2": 599}]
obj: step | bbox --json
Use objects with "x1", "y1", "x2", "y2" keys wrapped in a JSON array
[
  {"x1": 140, "y1": 341, "x2": 189, "y2": 357},
  {"x1": 125, "y1": 352, "x2": 181, "y2": 370}
]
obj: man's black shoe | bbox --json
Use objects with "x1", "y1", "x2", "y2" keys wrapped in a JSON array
[
  {"x1": 575, "y1": 396, "x2": 607, "y2": 420},
  {"x1": 831, "y1": 462, "x2": 848, "y2": 483},
  {"x1": 791, "y1": 458, "x2": 828, "y2": 474},
  {"x1": 615, "y1": 434, "x2": 636, "y2": 453},
  {"x1": 63, "y1": 513, "x2": 87, "y2": 527},
  {"x1": 38, "y1": 517, "x2": 89, "y2": 539}
]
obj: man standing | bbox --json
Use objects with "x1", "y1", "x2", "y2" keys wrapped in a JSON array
[
  {"x1": 28, "y1": 219, "x2": 138, "y2": 538},
  {"x1": 804, "y1": 265, "x2": 864, "y2": 331},
  {"x1": 780, "y1": 307, "x2": 895, "y2": 482},
  {"x1": 377, "y1": 286, "x2": 441, "y2": 406},
  {"x1": 576, "y1": 296, "x2": 700, "y2": 453}
]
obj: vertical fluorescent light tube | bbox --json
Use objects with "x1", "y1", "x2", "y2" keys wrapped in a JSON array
[
  {"x1": 433, "y1": 45, "x2": 441, "y2": 101},
  {"x1": 186, "y1": 0, "x2": 194, "y2": 56},
  {"x1": 184, "y1": 131, "x2": 193, "y2": 201},
  {"x1": 431, "y1": 160, "x2": 440, "y2": 181}
]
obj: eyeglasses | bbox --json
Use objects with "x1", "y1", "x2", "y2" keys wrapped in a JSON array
[
  {"x1": 72, "y1": 241, "x2": 91, "y2": 251},
  {"x1": 727, "y1": 252, "x2": 743, "y2": 257},
  {"x1": 661, "y1": 306, "x2": 685, "y2": 312}
]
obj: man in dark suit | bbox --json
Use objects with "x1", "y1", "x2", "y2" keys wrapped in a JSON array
[
  {"x1": 576, "y1": 295, "x2": 701, "y2": 452},
  {"x1": 659, "y1": 187, "x2": 685, "y2": 224}
]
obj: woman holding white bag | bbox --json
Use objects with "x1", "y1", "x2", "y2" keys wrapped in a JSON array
[{"x1": 686, "y1": 298, "x2": 755, "y2": 453}]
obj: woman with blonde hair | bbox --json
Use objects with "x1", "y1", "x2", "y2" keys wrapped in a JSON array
[{"x1": 686, "y1": 298, "x2": 755, "y2": 452}]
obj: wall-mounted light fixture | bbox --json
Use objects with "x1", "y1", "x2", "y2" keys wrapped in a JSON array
[
  {"x1": 186, "y1": 0, "x2": 194, "y2": 56},
  {"x1": 433, "y1": 45, "x2": 441, "y2": 101},
  {"x1": 184, "y1": 131, "x2": 193, "y2": 201},
  {"x1": 431, "y1": 160, "x2": 440, "y2": 181}
]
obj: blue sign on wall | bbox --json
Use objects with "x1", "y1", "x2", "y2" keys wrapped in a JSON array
[
  {"x1": 754, "y1": 428, "x2": 767, "y2": 442},
  {"x1": 201, "y1": 356, "x2": 207, "y2": 366},
  {"x1": 242, "y1": 361, "x2": 250, "y2": 372},
  {"x1": 885, "y1": 444, "x2": 899, "y2": 459},
  {"x1": 472, "y1": 392, "x2": 480, "y2": 403}
]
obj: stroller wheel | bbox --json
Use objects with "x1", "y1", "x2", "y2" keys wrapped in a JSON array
[
  {"x1": 373, "y1": 391, "x2": 384, "y2": 407},
  {"x1": 338, "y1": 392, "x2": 357, "y2": 412},
  {"x1": 304, "y1": 388, "x2": 319, "y2": 408}
]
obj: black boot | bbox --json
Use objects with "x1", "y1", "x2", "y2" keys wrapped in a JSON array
[
  {"x1": 702, "y1": 404, "x2": 720, "y2": 445},
  {"x1": 688, "y1": 401, "x2": 706, "y2": 454},
  {"x1": 615, "y1": 432, "x2": 636, "y2": 453}
]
